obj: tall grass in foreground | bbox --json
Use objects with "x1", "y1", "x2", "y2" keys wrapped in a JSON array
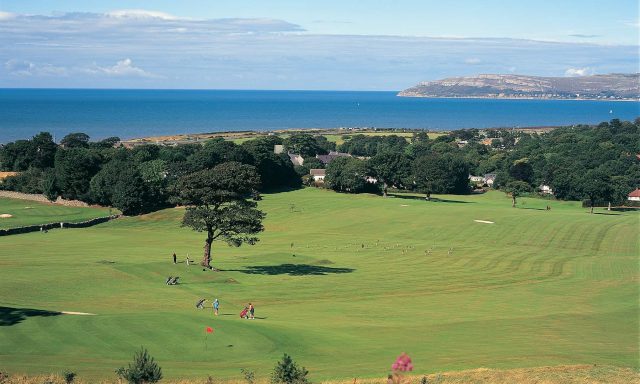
[{"x1": 2, "y1": 366, "x2": 638, "y2": 384}]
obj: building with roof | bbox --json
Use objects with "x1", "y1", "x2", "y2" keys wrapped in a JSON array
[
  {"x1": 315, "y1": 151, "x2": 351, "y2": 165},
  {"x1": 628, "y1": 188, "x2": 640, "y2": 201}
]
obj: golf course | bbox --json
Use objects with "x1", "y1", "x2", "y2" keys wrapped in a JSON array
[{"x1": 0, "y1": 188, "x2": 638, "y2": 380}]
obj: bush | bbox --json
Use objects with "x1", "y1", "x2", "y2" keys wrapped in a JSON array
[
  {"x1": 270, "y1": 353, "x2": 309, "y2": 384},
  {"x1": 116, "y1": 347, "x2": 162, "y2": 384},
  {"x1": 241, "y1": 369, "x2": 255, "y2": 384},
  {"x1": 62, "y1": 371, "x2": 76, "y2": 384}
]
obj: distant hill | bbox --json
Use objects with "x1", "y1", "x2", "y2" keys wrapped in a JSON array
[{"x1": 398, "y1": 73, "x2": 640, "y2": 100}]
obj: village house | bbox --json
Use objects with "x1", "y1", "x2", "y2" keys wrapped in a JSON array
[
  {"x1": 288, "y1": 153, "x2": 304, "y2": 166},
  {"x1": 309, "y1": 169, "x2": 326, "y2": 182},
  {"x1": 483, "y1": 173, "x2": 497, "y2": 187},
  {"x1": 469, "y1": 175, "x2": 484, "y2": 185},
  {"x1": 539, "y1": 184, "x2": 554, "y2": 195},
  {"x1": 628, "y1": 188, "x2": 640, "y2": 202},
  {"x1": 273, "y1": 144, "x2": 284, "y2": 154},
  {"x1": 315, "y1": 151, "x2": 351, "y2": 165}
]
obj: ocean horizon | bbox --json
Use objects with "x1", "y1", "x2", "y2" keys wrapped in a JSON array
[{"x1": 1, "y1": 88, "x2": 638, "y2": 143}]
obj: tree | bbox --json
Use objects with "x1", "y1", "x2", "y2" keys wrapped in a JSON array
[
  {"x1": 413, "y1": 154, "x2": 469, "y2": 200},
  {"x1": 325, "y1": 157, "x2": 373, "y2": 193},
  {"x1": 175, "y1": 162, "x2": 265, "y2": 268},
  {"x1": 503, "y1": 180, "x2": 533, "y2": 207},
  {"x1": 369, "y1": 152, "x2": 412, "y2": 196},
  {"x1": 91, "y1": 136, "x2": 121, "y2": 149},
  {"x1": 30, "y1": 132, "x2": 58, "y2": 169},
  {"x1": 54, "y1": 148, "x2": 102, "y2": 200},
  {"x1": 283, "y1": 133, "x2": 326, "y2": 158},
  {"x1": 116, "y1": 347, "x2": 162, "y2": 384},
  {"x1": 270, "y1": 354, "x2": 310, "y2": 384},
  {"x1": 90, "y1": 160, "x2": 151, "y2": 215},
  {"x1": 581, "y1": 169, "x2": 613, "y2": 213},
  {"x1": 60, "y1": 133, "x2": 90, "y2": 148},
  {"x1": 508, "y1": 158, "x2": 534, "y2": 183}
]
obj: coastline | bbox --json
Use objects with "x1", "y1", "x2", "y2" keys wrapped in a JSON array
[
  {"x1": 120, "y1": 125, "x2": 559, "y2": 147},
  {"x1": 396, "y1": 94, "x2": 640, "y2": 102}
]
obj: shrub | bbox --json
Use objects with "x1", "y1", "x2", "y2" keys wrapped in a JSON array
[
  {"x1": 270, "y1": 353, "x2": 309, "y2": 384},
  {"x1": 116, "y1": 347, "x2": 162, "y2": 384},
  {"x1": 62, "y1": 371, "x2": 76, "y2": 384},
  {"x1": 241, "y1": 369, "x2": 255, "y2": 384}
]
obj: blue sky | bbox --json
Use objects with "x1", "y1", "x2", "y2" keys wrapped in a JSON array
[{"x1": 1, "y1": 0, "x2": 638, "y2": 89}]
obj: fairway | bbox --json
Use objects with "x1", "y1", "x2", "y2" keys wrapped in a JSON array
[
  {"x1": 0, "y1": 198, "x2": 112, "y2": 229},
  {"x1": 0, "y1": 188, "x2": 638, "y2": 380}
]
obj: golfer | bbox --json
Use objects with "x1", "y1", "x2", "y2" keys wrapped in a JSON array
[
  {"x1": 213, "y1": 298, "x2": 219, "y2": 316},
  {"x1": 248, "y1": 303, "x2": 255, "y2": 319}
]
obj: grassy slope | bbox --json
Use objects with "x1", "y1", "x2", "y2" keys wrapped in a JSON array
[
  {"x1": 0, "y1": 198, "x2": 112, "y2": 229},
  {"x1": 0, "y1": 189, "x2": 637, "y2": 380}
]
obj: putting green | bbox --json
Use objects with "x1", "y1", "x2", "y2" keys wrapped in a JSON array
[{"x1": 0, "y1": 189, "x2": 637, "y2": 380}]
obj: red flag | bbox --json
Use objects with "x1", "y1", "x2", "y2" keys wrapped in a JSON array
[{"x1": 206, "y1": 326, "x2": 214, "y2": 333}]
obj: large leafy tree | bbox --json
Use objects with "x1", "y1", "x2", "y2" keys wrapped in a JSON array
[
  {"x1": 581, "y1": 168, "x2": 613, "y2": 213},
  {"x1": 60, "y1": 132, "x2": 90, "y2": 148},
  {"x1": 325, "y1": 157, "x2": 373, "y2": 193},
  {"x1": 503, "y1": 180, "x2": 533, "y2": 207},
  {"x1": 369, "y1": 152, "x2": 412, "y2": 196},
  {"x1": 175, "y1": 162, "x2": 265, "y2": 268},
  {"x1": 54, "y1": 148, "x2": 102, "y2": 200},
  {"x1": 413, "y1": 153, "x2": 469, "y2": 200},
  {"x1": 283, "y1": 133, "x2": 326, "y2": 158}
]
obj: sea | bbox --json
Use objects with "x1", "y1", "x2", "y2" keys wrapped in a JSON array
[{"x1": 1, "y1": 89, "x2": 638, "y2": 143}]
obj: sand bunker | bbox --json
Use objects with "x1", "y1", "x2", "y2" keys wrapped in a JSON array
[
  {"x1": 61, "y1": 311, "x2": 96, "y2": 316},
  {"x1": 474, "y1": 220, "x2": 494, "y2": 224},
  {"x1": 400, "y1": 204, "x2": 409, "y2": 207},
  {"x1": 0, "y1": 213, "x2": 13, "y2": 218}
]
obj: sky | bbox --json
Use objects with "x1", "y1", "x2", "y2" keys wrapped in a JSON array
[{"x1": 1, "y1": 0, "x2": 638, "y2": 90}]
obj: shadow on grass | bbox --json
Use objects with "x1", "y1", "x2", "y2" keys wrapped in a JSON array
[
  {"x1": 521, "y1": 207, "x2": 546, "y2": 211},
  {"x1": 227, "y1": 263, "x2": 355, "y2": 276},
  {"x1": 389, "y1": 194, "x2": 473, "y2": 204},
  {"x1": 0, "y1": 306, "x2": 61, "y2": 326},
  {"x1": 593, "y1": 212, "x2": 622, "y2": 216}
]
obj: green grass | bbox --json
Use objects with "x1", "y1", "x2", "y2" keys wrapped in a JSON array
[
  {"x1": 0, "y1": 198, "x2": 113, "y2": 229},
  {"x1": 0, "y1": 189, "x2": 637, "y2": 381}
]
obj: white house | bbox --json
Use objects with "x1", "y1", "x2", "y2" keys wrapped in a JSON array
[
  {"x1": 539, "y1": 184, "x2": 554, "y2": 195},
  {"x1": 628, "y1": 188, "x2": 640, "y2": 201},
  {"x1": 310, "y1": 169, "x2": 326, "y2": 182},
  {"x1": 484, "y1": 173, "x2": 497, "y2": 187}
]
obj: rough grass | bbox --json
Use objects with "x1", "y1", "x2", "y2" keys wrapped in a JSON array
[
  {"x1": 0, "y1": 189, "x2": 637, "y2": 380},
  {"x1": 3, "y1": 365, "x2": 638, "y2": 384},
  {"x1": 0, "y1": 198, "x2": 112, "y2": 229}
]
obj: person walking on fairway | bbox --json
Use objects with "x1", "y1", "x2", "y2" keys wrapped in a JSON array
[
  {"x1": 172, "y1": 252, "x2": 177, "y2": 264},
  {"x1": 213, "y1": 298, "x2": 219, "y2": 316},
  {"x1": 248, "y1": 303, "x2": 255, "y2": 319}
]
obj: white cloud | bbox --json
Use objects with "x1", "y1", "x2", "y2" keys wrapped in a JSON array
[
  {"x1": 5, "y1": 58, "x2": 158, "y2": 78},
  {"x1": 106, "y1": 9, "x2": 181, "y2": 21},
  {"x1": 0, "y1": 11, "x2": 16, "y2": 20},
  {"x1": 84, "y1": 58, "x2": 159, "y2": 78},
  {"x1": 564, "y1": 67, "x2": 594, "y2": 77},
  {"x1": 464, "y1": 58, "x2": 482, "y2": 64},
  {"x1": 5, "y1": 59, "x2": 67, "y2": 76}
]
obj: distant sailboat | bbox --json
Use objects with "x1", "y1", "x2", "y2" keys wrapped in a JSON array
[{"x1": 609, "y1": 109, "x2": 613, "y2": 114}]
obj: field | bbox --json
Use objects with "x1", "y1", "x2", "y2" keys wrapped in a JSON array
[
  {"x1": 0, "y1": 188, "x2": 638, "y2": 381},
  {"x1": 0, "y1": 198, "x2": 112, "y2": 229}
]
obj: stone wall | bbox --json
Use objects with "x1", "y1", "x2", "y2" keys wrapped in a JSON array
[{"x1": 0, "y1": 215, "x2": 120, "y2": 236}]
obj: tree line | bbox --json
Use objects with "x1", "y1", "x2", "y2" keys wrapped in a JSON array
[
  {"x1": 310, "y1": 119, "x2": 639, "y2": 207},
  {"x1": 1, "y1": 118, "x2": 638, "y2": 214},
  {"x1": 0, "y1": 133, "x2": 299, "y2": 215}
]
